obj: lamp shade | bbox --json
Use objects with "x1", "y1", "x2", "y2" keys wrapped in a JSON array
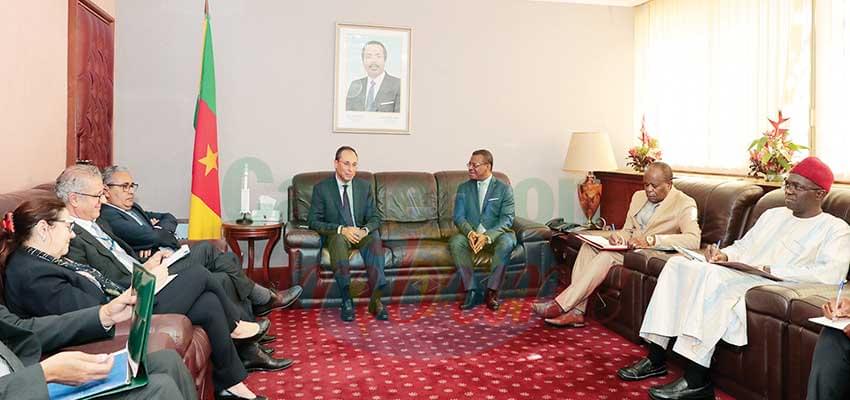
[{"x1": 562, "y1": 131, "x2": 618, "y2": 173}]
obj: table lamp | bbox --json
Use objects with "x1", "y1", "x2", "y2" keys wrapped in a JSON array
[{"x1": 562, "y1": 131, "x2": 618, "y2": 226}]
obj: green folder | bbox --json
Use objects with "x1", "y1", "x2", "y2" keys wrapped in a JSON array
[{"x1": 48, "y1": 265, "x2": 156, "y2": 399}]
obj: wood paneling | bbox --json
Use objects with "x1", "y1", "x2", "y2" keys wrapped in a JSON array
[{"x1": 67, "y1": 0, "x2": 114, "y2": 168}]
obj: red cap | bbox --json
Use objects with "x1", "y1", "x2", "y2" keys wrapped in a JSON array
[{"x1": 790, "y1": 156, "x2": 834, "y2": 192}]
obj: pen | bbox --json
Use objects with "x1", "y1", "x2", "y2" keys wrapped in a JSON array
[{"x1": 834, "y1": 279, "x2": 846, "y2": 321}]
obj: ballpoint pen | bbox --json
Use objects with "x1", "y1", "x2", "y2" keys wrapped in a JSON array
[{"x1": 834, "y1": 279, "x2": 846, "y2": 321}]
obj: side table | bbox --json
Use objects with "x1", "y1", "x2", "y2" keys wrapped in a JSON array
[{"x1": 221, "y1": 221, "x2": 283, "y2": 286}]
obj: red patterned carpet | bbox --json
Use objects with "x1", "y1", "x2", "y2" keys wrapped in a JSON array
[{"x1": 247, "y1": 298, "x2": 734, "y2": 400}]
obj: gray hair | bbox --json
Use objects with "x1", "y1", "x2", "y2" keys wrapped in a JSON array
[
  {"x1": 102, "y1": 165, "x2": 130, "y2": 184},
  {"x1": 55, "y1": 164, "x2": 102, "y2": 202}
]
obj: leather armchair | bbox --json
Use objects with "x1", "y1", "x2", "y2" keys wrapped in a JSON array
[{"x1": 285, "y1": 171, "x2": 556, "y2": 307}]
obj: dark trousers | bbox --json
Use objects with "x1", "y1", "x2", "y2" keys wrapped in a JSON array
[
  {"x1": 155, "y1": 265, "x2": 247, "y2": 391},
  {"x1": 448, "y1": 232, "x2": 516, "y2": 292},
  {"x1": 186, "y1": 242, "x2": 255, "y2": 319},
  {"x1": 103, "y1": 349, "x2": 198, "y2": 400},
  {"x1": 325, "y1": 231, "x2": 387, "y2": 292},
  {"x1": 808, "y1": 327, "x2": 850, "y2": 400}
]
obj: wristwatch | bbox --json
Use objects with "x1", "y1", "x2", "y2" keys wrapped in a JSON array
[{"x1": 646, "y1": 235, "x2": 656, "y2": 247}]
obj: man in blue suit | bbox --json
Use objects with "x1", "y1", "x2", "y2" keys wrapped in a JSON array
[
  {"x1": 450, "y1": 149, "x2": 516, "y2": 311},
  {"x1": 307, "y1": 146, "x2": 388, "y2": 322}
]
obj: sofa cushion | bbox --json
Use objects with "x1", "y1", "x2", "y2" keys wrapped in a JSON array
[
  {"x1": 790, "y1": 295, "x2": 829, "y2": 331},
  {"x1": 673, "y1": 179, "x2": 763, "y2": 247},
  {"x1": 319, "y1": 246, "x2": 395, "y2": 269},
  {"x1": 384, "y1": 239, "x2": 453, "y2": 267},
  {"x1": 434, "y1": 170, "x2": 511, "y2": 238},
  {"x1": 375, "y1": 172, "x2": 438, "y2": 223},
  {"x1": 746, "y1": 283, "x2": 836, "y2": 320},
  {"x1": 288, "y1": 171, "x2": 374, "y2": 224}
]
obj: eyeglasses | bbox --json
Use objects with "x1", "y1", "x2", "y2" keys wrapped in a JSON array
[
  {"x1": 467, "y1": 162, "x2": 491, "y2": 169},
  {"x1": 73, "y1": 191, "x2": 106, "y2": 199},
  {"x1": 106, "y1": 182, "x2": 139, "y2": 192},
  {"x1": 782, "y1": 179, "x2": 821, "y2": 193},
  {"x1": 49, "y1": 219, "x2": 76, "y2": 232}
]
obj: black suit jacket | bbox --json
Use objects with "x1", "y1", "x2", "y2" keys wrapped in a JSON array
[
  {"x1": 66, "y1": 219, "x2": 140, "y2": 288},
  {"x1": 100, "y1": 203, "x2": 179, "y2": 251},
  {"x1": 4, "y1": 250, "x2": 108, "y2": 318},
  {"x1": 307, "y1": 176, "x2": 381, "y2": 236},
  {"x1": 0, "y1": 303, "x2": 111, "y2": 399}
]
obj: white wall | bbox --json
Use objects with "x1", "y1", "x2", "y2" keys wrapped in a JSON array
[
  {"x1": 114, "y1": 0, "x2": 634, "y2": 226},
  {"x1": 0, "y1": 0, "x2": 114, "y2": 191}
]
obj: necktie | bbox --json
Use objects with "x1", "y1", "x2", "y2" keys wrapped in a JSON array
[
  {"x1": 341, "y1": 184, "x2": 355, "y2": 226},
  {"x1": 478, "y1": 181, "x2": 486, "y2": 213},
  {"x1": 366, "y1": 81, "x2": 377, "y2": 111},
  {"x1": 92, "y1": 223, "x2": 117, "y2": 250}
]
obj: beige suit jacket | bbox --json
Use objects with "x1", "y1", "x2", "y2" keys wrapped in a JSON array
[{"x1": 618, "y1": 186, "x2": 701, "y2": 249}]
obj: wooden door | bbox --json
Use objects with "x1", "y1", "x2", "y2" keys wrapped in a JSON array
[{"x1": 67, "y1": 0, "x2": 114, "y2": 168}]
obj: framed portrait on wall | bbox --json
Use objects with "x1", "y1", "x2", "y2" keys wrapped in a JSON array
[{"x1": 333, "y1": 23, "x2": 412, "y2": 134}]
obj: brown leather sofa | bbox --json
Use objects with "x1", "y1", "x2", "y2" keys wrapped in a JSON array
[
  {"x1": 285, "y1": 171, "x2": 556, "y2": 307},
  {"x1": 555, "y1": 178, "x2": 850, "y2": 400},
  {"x1": 0, "y1": 185, "x2": 214, "y2": 400}
]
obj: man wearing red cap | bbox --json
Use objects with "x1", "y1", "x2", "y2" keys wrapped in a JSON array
[{"x1": 618, "y1": 156, "x2": 850, "y2": 400}]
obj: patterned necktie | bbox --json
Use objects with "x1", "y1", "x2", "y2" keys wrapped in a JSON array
[
  {"x1": 366, "y1": 81, "x2": 377, "y2": 111},
  {"x1": 91, "y1": 222, "x2": 117, "y2": 250},
  {"x1": 341, "y1": 184, "x2": 355, "y2": 226}
]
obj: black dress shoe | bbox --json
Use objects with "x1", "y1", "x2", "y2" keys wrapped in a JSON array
[
  {"x1": 258, "y1": 334, "x2": 276, "y2": 345},
  {"x1": 238, "y1": 343, "x2": 294, "y2": 372},
  {"x1": 232, "y1": 319, "x2": 271, "y2": 346},
  {"x1": 485, "y1": 289, "x2": 500, "y2": 311},
  {"x1": 368, "y1": 299, "x2": 389, "y2": 320},
  {"x1": 340, "y1": 297, "x2": 355, "y2": 322},
  {"x1": 215, "y1": 389, "x2": 268, "y2": 400},
  {"x1": 617, "y1": 357, "x2": 668, "y2": 381},
  {"x1": 253, "y1": 285, "x2": 303, "y2": 317},
  {"x1": 459, "y1": 290, "x2": 482, "y2": 310},
  {"x1": 648, "y1": 377, "x2": 715, "y2": 400}
]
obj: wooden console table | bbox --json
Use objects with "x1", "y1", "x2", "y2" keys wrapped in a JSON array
[{"x1": 222, "y1": 221, "x2": 282, "y2": 286}]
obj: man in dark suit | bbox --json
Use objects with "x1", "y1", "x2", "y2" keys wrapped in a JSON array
[
  {"x1": 308, "y1": 146, "x2": 388, "y2": 322},
  {"x1": 55, "y1": 164, "x2": 290, "y2": 374},
  {"x1": 450, "y1": 149, "x2": 516, "y2": 311},
  {"x1": 345, "y1": 41, "x2": 401, "y2": 113},
  {"x1": 0, "y1": 291, "x2": 197, "y2": 400},
  {"x1": 100, "y1": 165, "x2": 302, "y2": 318}
]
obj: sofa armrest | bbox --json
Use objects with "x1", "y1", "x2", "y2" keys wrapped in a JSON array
[
  {"x1": 284, "y1": 226, "x2": 322, "y2": 249},
  {"x1": 512, "y1": 217, "x2": 552, "y2": 243},
  {"x1": 59, "y1": 314, "x2": 191, "y2": 356},
  {"x1": 790, "y1": 295, "x2": 830, "y2": 332},
  {"x1": 746, "y1": 283, "x2": 836, "y2": 320}
]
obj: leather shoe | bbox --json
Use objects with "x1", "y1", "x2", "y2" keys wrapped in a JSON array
[
  {"x1": 232, "y1": 319, "x2": 270, "y2": 346},
  {"x1": 485, "y1": 289, "x2": 500, "y2": 311},
  {"x1": 459, "y1": 290, "x2": 482, "y2": 310},
  {"x1": 648, "y1": 377, "x2": 715, "y2": 400},
  {"x1": 532, "y1": 301, "x2": 564, "y2": 319},
  {"x1": 368, "y1": 299, "x2": 389, "y2": 320},
  {"x1": 340, "y1": 297, "x2": 355, "y2": 322},
  {"x1": 260, "y1": 344, "x2": 275, "y2": 355},
  {"x1": 544, "y1": 311, "x2": 586, "y2": 328},
  {"x1": 253, "y1": 285, "x2": 303, "y2": 317},
  {"x1": 238, "y1": 343, "x2": 294, "y2": 372},
  {"x1": 617, "y1": 357, "x2": 668, "y2": 381},
  {"x1": 258, "y1": 334, "x2": 276, "y2": 345},
  {"x1": 215, "y1": 390, "x2": 268, "y2": 400}
]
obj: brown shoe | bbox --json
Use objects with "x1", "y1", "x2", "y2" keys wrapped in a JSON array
[
  {"x1": 544, "y1": 311, "x2": 586, "y2": 328},
  {"x1": 485, "y1": 289, "x2": 500, "y2": 311},
  {"x1": 531, "y1": 301, "x2": 564, "y2": 319}
]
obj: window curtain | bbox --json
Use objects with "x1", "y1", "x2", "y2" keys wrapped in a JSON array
[
  {"x1": 634, "y1": 0, "x2": 812, "y2": 173},
  {"x1": 814, "y1": 0, "x2": 850, "y2": 180}
]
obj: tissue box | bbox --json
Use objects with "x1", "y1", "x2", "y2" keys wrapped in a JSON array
[{"x1": 250, "y1": 209, "x2": 281, "y2": 222}]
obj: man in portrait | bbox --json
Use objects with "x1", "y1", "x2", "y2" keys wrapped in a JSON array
[{"x1": 345, "y1": 40, "x2": 401, "y2": 113}]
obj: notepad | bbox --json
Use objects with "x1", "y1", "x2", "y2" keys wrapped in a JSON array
[
  {"x1": 809, "y1": 316, "x2": 850, "y2": 330},
  {"x1": 575, "y1": 233, "x2": 628, "y2": 251}
]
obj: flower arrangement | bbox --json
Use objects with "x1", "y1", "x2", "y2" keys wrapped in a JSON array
[
  {"x1": 626, "y1": 115, "x2": 662, "y2": 172},
  {"x1": 747, "y1": 111, "x2": 807, "y2": 181}
]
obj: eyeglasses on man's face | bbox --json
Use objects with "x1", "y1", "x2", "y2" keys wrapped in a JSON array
[
  {"x1": 467, "y1": 162, "x2": 490, "y2": 169},
  {"x1": 73, "y1": 191, "x2": 106, "y2": 199},
  {"x1": 782, "y1": 179, "x2": 821, "y2": 193},
  {"x1": 106, "y1": 182, "x2": 139, "y2": 192}
]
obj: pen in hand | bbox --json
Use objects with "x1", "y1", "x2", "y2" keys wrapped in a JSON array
[{"x1": 834, "y1": 279, "x2": 846, "y2": 321}]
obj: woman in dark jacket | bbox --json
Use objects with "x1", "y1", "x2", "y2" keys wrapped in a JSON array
[{"x1": 0, "y1": 196, "x2": 279, "y2": 400}]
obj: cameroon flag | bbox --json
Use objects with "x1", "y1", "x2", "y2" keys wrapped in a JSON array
[{"x1": 188, "y1": 0, "x2": 222, "y2": 240}]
